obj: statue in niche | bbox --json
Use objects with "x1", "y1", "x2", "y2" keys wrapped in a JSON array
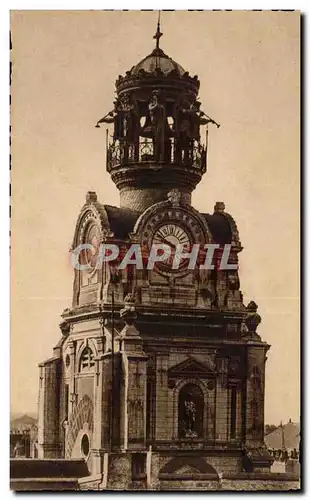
[
  {"x1": 178, "y1": 383, "x2": 204, "y2": 438},
  {"x1": 148, "y1": 90, "x2": 166, "y2": 161},
  {"x1": 184, "y1": 399, "x2": 197, "y2": 437}
]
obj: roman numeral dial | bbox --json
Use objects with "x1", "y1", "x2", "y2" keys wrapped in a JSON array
[{"x1": 153, "y1": 224, "x2": 190, "y2": 249}]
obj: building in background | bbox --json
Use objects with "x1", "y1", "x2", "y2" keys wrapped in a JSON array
[
  {"x1": 10, "y1": 414, "x2": 38, "y2": 458},
  {"x1": 265, "y1": 419, "x2": 300, "y2": 475}
]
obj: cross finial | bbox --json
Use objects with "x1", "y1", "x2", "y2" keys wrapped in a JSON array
[{"x1": 153, "y1": 11, "x2": 163, "y2": 49}]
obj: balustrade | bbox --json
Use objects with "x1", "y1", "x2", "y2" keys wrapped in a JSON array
[{"x1": 107, "y1": 138, "x2": 207, "y2": 173}]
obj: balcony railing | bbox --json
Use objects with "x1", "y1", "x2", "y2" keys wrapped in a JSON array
[{"x1": 107, "y1": 138, "x2": 207, "y2": 173}]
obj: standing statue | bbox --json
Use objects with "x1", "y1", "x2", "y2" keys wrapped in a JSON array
[
  {"x1": 120, "y1": 93, "x2": 140, "y2": 144},
  {"x1": 96, "y1": 98, "x2": 124, "y2": 141},
  {"x1": 148, "y1": 90, "x2": 166, "y2": 161},
  {"x1": 173, "y1": 99, "x2": 200, "y2": 163},
  {"x1": 184, "y1": 102, "x2": 201, "y2": 140},
  {"x1": 96, "y1": 94, "x2": 140, "y2": 147},
  {"x1": 173, "y1": 96, "x2": 220, "y2": 164},
  {"x1": 184, "y1": 399, "x2": 197, "y2": 437}
]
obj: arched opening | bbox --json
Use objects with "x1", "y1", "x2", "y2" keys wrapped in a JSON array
[
  {"x1": 160, "y1": 456, "x2": 218, "y2": 476},
  {"x1": 79, "y1": 347, "x2": 95, "y2": 373},
  {"x1": 167, "y1": 116, "x2": 174, "y2": 130},
  {"x1": 81, "y1": 434, "x2": 90, "y2": 457},
  {"x1": 65, "y1": 354, "x2": 70, "y2": 368},
  {"x1": 140, "y1": 116, "x2": 146, "y2": 128},
  {"x1": 178, "y1": 383, "x2": 204, "y2": 438}
]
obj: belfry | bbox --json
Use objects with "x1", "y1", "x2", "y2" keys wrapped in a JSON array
[{"x1": 37, "y1": 19, "x2": 275, "y2": 490}]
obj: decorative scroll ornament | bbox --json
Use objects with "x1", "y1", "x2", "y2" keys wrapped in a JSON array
[{"x1": 167, "y1": 188, "x2": 181, "y2": 207}]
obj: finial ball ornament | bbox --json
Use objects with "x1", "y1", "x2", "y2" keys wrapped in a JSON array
[{"x1": 214, "y1": 201, "x2": 225, "y2": 213}]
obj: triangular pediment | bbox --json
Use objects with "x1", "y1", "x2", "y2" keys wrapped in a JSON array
[{"x1": 168, "y1": 356, "x2": 216, "y2": 378}]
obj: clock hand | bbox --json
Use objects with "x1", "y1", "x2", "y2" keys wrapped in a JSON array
[{"x1": 154, "y1": 235, "x2": 176, "y2": 250}]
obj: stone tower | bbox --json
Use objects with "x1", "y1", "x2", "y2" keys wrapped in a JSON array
[{"x1": 37, "y1": 20, "x2": 273, "y2": 490}]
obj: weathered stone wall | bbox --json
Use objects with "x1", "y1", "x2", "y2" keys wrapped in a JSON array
[
  {"x1": 149, "y1": 452, "x2": 242, "y2": 482},
  {"x1": 158, "y1": 479, "x2": 220, "y2": 490},
  {"x1": 156, "y1": 478, "x2": 299, "y2": 492},
  {"x1": 37, "y1": 359, "x2": 61, "y2": 458},
  {"x1": 221, "y1": 477, "x2": 300, "y2": 491},
  {"x1": 245, "y1": 344, "x2": 268, "y2": 447},
  {"x1": 106, "y1": 453, "x2": 132, "y2": 490}
]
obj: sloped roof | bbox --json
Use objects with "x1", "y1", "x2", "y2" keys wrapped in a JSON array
[
  {"x1": 203, "y1": 213, "x2": 233, "y2": 245},
  {"x1": 265, "y1": 421, "x2": 300, "y2": 451},
  {"x1": 104, "y1": 205, "x2": 141, "y2": 239}
]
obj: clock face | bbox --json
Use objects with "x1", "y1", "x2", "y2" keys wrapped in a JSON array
[
  {"x1": 152, "y1": 223, "x2": 191, "y2": 272},
  {"x1": 153, "y1": 223, "x2": 190, "y2": 248},
  {"x1": 140, "y1": 206, "x2": 207, "y2": 277}
]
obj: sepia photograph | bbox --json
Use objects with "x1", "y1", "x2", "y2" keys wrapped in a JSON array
[{"x1": 10, "y1": 9, "x2": 300, "y2": 491}]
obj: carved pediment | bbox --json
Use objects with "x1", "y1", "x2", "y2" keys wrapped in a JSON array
[{"x1": 168, "y1": 356, "x2": 216, "y2": 379}]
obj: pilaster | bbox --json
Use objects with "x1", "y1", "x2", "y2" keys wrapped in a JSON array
[
  {"x1": 155, "y1": 353, "x2": 169, "y2": 441},
  {"x1": 67, "y1": 340, "x2": 76, "y2": 416},
  {"x1": 119, "y1": 296, "x2": 148, "y2": 451}
]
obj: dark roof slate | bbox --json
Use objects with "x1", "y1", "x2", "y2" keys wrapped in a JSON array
[
  {"x1": 101, "y1": 206, "x2": 233, "y2": 244},
  {"x1": 103, "y1": 205, "x2": 141, "y2": 240},
  {"x1": 203, "y1": 213, "x2": 233, "y2": 245}
]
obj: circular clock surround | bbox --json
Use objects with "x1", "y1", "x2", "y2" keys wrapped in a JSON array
[{"x1": 141, "y1": 207, "x2": 207, "y2": 277}]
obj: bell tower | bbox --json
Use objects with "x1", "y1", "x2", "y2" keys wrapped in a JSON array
[
  {"x1": 36, "y1": 15, "x2": 281, "y2": 491},
  {"x1": 97, "y1": 19, "x2": 218, "y2": 212}
]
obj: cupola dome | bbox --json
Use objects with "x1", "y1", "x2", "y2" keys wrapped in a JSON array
[{"x1": 130, "y1": 47, "x2": 186, "y2": 77}]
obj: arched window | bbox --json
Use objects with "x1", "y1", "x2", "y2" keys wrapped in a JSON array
[
  {"x1": 79, "y1": 347, "x2": 95, "y2": 373},
  {"x1": 167, "y1": 116, "x2": 175, "y2": 130},
  {"x1": 178, "y1": 383, "x2": 204, "y2": 438}
]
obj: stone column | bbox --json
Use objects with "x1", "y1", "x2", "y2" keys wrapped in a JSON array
[
  {"x1": 242, "y1": 301, "x2": 272, "y2": 471},
  {"x1": 243, "y1": 301, "x2": 270, "y2": 449},
  {"x1": 244, "y1": 343, "x2": 268, "y2": 448},
  {"x1": 37, "y1": 358, "x2": 61, "y2": 458},
  {"x1": 118, "y1": 297, "x2": 148, "y2": 451},
  {"x1": 215, "y1": 358, "x2": 229, "y2": 441},
  {"x1": 67, "y1": 340, "x2": 76, "y2": 416},
  {"x1": 91, "y1": 335, "x2": 106, "y2": 477}
]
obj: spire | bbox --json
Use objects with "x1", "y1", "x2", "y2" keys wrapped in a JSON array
[
  {"x1": 153, "y1": 11, "x2": 163, "y2": 49},
  {"x1": 280, "y1": 421, "x2": 286, "y2": 451}
]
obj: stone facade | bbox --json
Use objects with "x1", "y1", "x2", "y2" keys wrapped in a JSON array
[{"x1": 37, "y1": 23, "x2": 299, "y2": 491}]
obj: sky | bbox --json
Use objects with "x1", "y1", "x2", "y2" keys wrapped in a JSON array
[{"x1": 10, "y1": 10, "x2": 300, "y2": 425}]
